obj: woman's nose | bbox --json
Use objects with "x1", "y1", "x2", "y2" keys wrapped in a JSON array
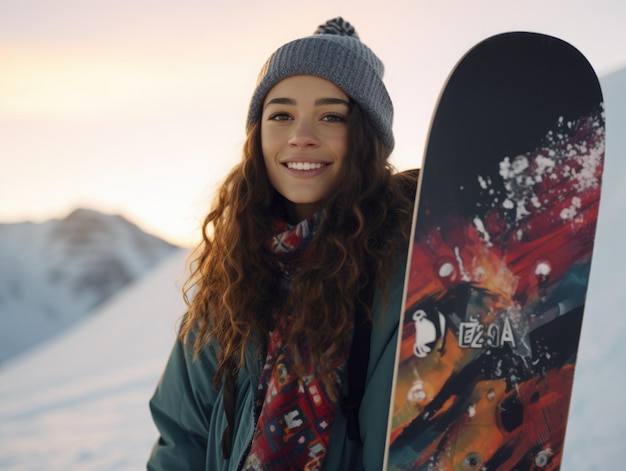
[{"x1": 288, "y1": 120, "x2": 319, "y2": 149}]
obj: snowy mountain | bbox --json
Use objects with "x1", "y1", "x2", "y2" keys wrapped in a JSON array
[
  {"x1": 0, "y1": 208, "x2": 178, "y2": 362},
  {"x1": 0, "y1": 68, "x2": 624, "y2": 470},
  {"x1": 0, "y1": 249, "x2": 188, "y2": 471}
]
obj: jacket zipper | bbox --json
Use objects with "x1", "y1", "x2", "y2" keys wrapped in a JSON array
[{"x1": 234, "y1": 353, "x2": 264, "y2": 471}]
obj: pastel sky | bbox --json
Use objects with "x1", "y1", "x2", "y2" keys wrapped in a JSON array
[{"x1": 2, "y1": 0, "x2": 625, "y2": 246}]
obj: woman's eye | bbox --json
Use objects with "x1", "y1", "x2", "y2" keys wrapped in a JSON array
[
  {"x1": 322, "y1": 114, "x2": 347, "y2": 123},
  {"x1": 268, "y1": 113, "x2": 291, "y2": 121}
]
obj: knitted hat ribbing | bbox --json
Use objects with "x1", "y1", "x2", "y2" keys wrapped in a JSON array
[{"x1": 246, "y1": 18, "x2": 394, "y2": 152}]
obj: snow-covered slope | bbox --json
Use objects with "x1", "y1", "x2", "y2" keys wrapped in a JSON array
[
  {"x1": 0, "y1": 248, "x2": 188, "y2": 471},
  {"x1": 0, "y1": 68, "x2": 624, "y2": 470},
  {"x1": 0, "y1": 208, "x2": 178, "y2": 362}
]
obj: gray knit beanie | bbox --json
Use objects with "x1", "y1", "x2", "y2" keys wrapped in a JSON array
[{"x1": 246, "y1": 17, "x2": 394, "y2": 152}]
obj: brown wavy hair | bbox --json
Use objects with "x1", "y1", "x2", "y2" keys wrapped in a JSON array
[{"x1": 179, "y1": 103, "x2": 417, "y2": 385}]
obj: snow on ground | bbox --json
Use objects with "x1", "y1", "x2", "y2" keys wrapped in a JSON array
[{"x1": 0, "y1": 249, "x2": 189, "y2": 471}]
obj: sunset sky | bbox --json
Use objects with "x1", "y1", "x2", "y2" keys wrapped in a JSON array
[{"x1": 2, "y1": 0, "x2": 625, "y2": 246}]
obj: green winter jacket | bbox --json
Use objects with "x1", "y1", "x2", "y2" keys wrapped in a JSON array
[{"x1": 147, "y1": 252, "x2": 407, "y2": 471}]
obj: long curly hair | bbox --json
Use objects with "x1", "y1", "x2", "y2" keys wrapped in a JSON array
[{"x1": 179, "y1": 102, "x2": 417, "y2": 385}]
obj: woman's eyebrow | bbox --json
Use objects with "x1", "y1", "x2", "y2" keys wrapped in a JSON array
[
  {"x1": 264, "y1": 97, "x2": 295, "y2": 109},
  {"x1": 315, "y1": 97, "x2": 350, "y2": 107}
]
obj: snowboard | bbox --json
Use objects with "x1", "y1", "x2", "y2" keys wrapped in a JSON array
[{"x1": 384, "y1": 32, "x2": 604, "y2": 470}]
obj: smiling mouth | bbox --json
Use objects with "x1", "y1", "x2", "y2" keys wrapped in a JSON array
[{"x1": 284, "y1": 162, "x2": 326, "y2": 170}]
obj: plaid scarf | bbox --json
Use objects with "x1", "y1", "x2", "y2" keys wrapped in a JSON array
[{"x1": 242, "y1": 212, "x2": 352, "y2": 471}]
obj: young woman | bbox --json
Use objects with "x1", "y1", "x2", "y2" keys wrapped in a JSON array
[{"x1": 148, "y1": 17, "x2": 417, "y2": 471}]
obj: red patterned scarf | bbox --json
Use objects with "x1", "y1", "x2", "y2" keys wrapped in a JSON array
[{"x1": 242, "y1": 213, "x2": 352, "y2": 471}]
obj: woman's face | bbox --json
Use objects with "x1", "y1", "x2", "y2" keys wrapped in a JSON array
[{"x1": 261, "y1": 75, "x2": 350, "y2": 221}]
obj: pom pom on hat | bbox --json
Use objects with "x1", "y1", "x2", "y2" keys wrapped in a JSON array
[
  {"x1": 314, "y1": 17, "x2": 359, "y2": 38},
  {"x1": 246, "y1": 17, "x2": 394, "y2": 152}
]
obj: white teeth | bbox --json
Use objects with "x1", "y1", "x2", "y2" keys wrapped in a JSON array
[{"x1": 286, "y1": 162, "x2": 324, "y2": 170}]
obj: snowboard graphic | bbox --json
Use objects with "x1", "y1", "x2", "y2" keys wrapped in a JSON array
[{"x1": 384, "y1": 33, "x2": 604, "y2": 470}]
